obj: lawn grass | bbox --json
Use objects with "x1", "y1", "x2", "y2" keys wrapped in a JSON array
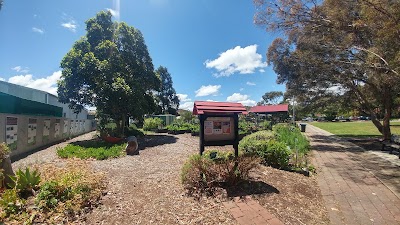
[
  {"x1": 57, "y1": 140, "x2": 125, "y2": 160},
  {"x1": 310, "y1": 121, "x2": 400, "y2": 138}
]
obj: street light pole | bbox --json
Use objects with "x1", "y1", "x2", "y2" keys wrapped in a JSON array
[{"x1": 292, "y1": 96, "x2": 295, "y2": 125}]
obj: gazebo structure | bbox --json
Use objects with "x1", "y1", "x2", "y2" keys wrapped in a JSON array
[
  {"x1": 193, "y1": 101, "x2": 247, "y2": 156},
  {"x1": 249, "y1": 104, "x2": 289, "y2": 122}
]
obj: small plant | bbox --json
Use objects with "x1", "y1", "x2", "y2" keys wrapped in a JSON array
[
  {"x1": 36, "y1": 181, "x2": 72, "y2": 210},
  {"x1": 0, "y1": 142, "x2": 10, "y2": 160},
  {"x1": 9, "y1": 167, "x2": 41, "y2": 195},
  {"x1": 181, "y1": 151, "x2": 260, "y2": 195},
  {"x1": 0, "y1": 189, "x2": 25, "y2": 216}
]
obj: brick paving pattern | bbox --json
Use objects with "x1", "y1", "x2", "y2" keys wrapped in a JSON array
[
  {"x1": 305, "y1": 124, "x2": 400, "y2": 225},
  {"x1": 223, "y1": 196, "x2": 284, "y2": 225}
]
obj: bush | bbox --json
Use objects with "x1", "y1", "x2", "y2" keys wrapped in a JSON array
[
  {"x1": 143, "y1": 117, "x2": 164, "y2": 131},
  {"x1": 239, "y1": 130, "x2": 275, "y2": 154},
  {"x1": 239, "y1": 130, "x2": 291, "y2": 168},
  {"x1": 0, "y1": 189, "x2": 25, "y2": 217},
  {"x1": 124, "y1": 125, "x2": 144, "y2": 137},
  {"x1": 273, "y1": 124, "x2": 310, "y2": 156},
  {"x1": 263, "y1": 140, "x2": 291, "y2": 168},
  {"x1": 181, "y1": 151, "x2": 260, "y2": 195},
  {"x1": 57, "y1": 141, "x2": 125, "y2": 160}
]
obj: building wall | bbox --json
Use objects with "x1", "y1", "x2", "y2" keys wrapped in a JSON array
[
  {"x1": 0, "y1": 113, "x2": 94, "y2": 158},
  {"x1": 0, "y1": 81, "x2": 88, "y2": 120}
]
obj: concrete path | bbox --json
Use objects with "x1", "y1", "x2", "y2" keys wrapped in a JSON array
[{"x1": 305, "y1": 124, "x2": 400, "y2": 225}]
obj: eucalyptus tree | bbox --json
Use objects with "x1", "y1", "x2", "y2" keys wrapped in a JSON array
[
  {"x1": 254, "y1": 0, "x2": 400, "y2": 139},
  {"x1": 58, "y1": 11, "x2": 160, "y2": 135}
]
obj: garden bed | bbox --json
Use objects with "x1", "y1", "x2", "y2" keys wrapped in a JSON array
[{"x1": 9, "y1": 132, "x2": 328, "y2": 224}]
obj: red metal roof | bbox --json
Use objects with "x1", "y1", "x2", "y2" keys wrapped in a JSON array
[
  {"x1": 249, "y1": 104, "x2": 289, "y2": 113},
  {"x1": 193, "y1": 101, "x2": 247, "y2": 115}
]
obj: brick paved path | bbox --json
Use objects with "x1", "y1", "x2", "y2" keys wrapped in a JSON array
[
  {"x1": 305, "y1": 124, "x2": 400, "y2": 225},
  {"x1": 223, "y1": 196, "x2": 284, "y2": 225}
]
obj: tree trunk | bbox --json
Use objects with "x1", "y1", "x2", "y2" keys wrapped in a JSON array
[
  {"x1": 121, "y1": 115, "x2": 126, "y2": 138},
  {"x1": 1, "y1": 156, "x2": 15, "y2": 188},
  {"x1": 382, "y1": 86, "x2": 392, "y2": 140}
]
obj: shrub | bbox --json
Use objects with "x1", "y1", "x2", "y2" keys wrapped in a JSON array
[
  {"x1": 273, "y1": 124, "x2": 310, "y2": 156},
  {"x1": 124, "y1": 125, "x2": 144, "y2": 137},
  {"x1": 57, "y1": 141, "x2": 125, "y2": 160},
  {"x1": 263, "y1": 140, "x2": 291, "y2": 168},
  {"x1": 143, "y1": 117, "x2": 164, "y2": 131},
  {"x1": 0, "y1": 189, "x2": 25, "y2": 217},
  {"x1": 259, "y1": 120, "x2": 272, "y2": 130},
  {"x1": 239, "y1": 130, "x2": 275, "y2": 154},
  {"x1": 9, "y1": 167, "x2": 41, "y2": 196},
  {"x1": 181, "y1": 151, "x2": 260, "y2": 195}
]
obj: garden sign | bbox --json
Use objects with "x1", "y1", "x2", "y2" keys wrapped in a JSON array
[{"x1": 192, "y1": 101, "x2": 247, "y2": 156}]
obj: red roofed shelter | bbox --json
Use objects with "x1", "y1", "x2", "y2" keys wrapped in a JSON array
[
  {"x1": 249, "y1": 104, "x2": 289, "y2": 122},
  {"x1": 193, "y1": 101, "x2": 247, "y2": 156}
]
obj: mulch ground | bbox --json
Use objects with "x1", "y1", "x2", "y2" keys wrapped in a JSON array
[{"x1": 12, "y1": 132, "x2": 329, "y2": 224}]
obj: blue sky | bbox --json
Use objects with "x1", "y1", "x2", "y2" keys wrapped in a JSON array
[{"x1": 0, "y1": 0, "x2": 285, "y2": 111}]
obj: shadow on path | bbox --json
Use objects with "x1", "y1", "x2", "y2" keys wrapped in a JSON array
[{"x1": 225, "y1": 180, "x2": 280, "y2": 197}]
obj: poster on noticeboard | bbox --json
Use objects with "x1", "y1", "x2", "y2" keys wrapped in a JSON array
[{"x1": 204, "y1": 117, "x2": 231, "y2": 135}]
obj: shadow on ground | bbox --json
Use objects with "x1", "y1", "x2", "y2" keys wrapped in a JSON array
[
  {"x1": 137, "y1": 134, "x2": 178, "y2": 150},
  {"x1": 224, "y1": 180, "x2": 280, "y2": 197}
]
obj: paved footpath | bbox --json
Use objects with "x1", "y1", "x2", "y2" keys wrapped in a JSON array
[
  {"x1": 223, "y1": 196, "x2": 284, "y2": 225},
  {"x1": 305, "y1": 124, "x2": 400, "y2": 225}
]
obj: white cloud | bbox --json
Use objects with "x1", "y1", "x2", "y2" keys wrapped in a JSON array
[
  {"x1": 32, "y1": 27, "x2": 44, "y2": 34},
  {"x1": 180, "y1": 101, "x2": 194, "y2": 111},
  {"x1": 204, "y1": 45, "x2": 267, "y2": 77},
  {"x1": 11, "y1": 66, "x2": 29, "y2": 73},
  {"x1": 239, "y1": 88, "x2": 244, "y2": 91},
  {"x1": 206, "y1": 99, "x2": 216, "y2": 102},
  {"x1": 246, "y1": 81, "x2": 256, "y2": 86},
  {"x1": 195, "y1": 85, "x2": 221, "y2": 97},
  {"x1": 226, "y1": 93, "x2": 256, "y2": 106},
  {"x1": 176, "y1": 93, "x2": 191, "y2": 102},
  {"x1": 259, "y1": 69, "x2": 265, "y2": 73},
  {"x1": 7, "y1": 71, "x2": 62, "y2": 96},
  {"x1": 61, "y1": 20, "x2": 77, "y2": 32},
  {"x1": 0, "y1": 77, "x2": 5, "y2": 81}
]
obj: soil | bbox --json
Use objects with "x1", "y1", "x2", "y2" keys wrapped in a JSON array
[{"x1": 12, "y1": 132, "x2": 329, "y2": 225}]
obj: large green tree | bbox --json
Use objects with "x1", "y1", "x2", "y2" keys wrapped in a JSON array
[
  {"x1": 155, "y1": 66, "x2": 179, "y2": 115},
  {"x1": 254, "y1": 0, "x2": 400, "y2": 139},
  {"x1": 58, "y1": 11, "x2": 160, "y2": 134}
]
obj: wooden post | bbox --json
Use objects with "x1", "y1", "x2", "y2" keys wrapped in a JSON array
[
  {"x1": 199, "y1": 114, "x2": 205, "y2": 155},
  {"x1": 234, "y1": 114, "x2": 239, "y2": 157}
]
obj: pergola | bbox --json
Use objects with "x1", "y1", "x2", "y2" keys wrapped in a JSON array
[{"x1": 193, "y1": 101, "x2": 247, "y2": 156}]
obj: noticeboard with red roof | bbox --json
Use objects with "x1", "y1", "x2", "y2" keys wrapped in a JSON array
[{"x1": 192, "y1": 101, "x2": 247, "y2": 156}]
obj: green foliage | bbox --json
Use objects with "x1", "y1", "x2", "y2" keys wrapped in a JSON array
[
  {"x1": 273, "y1": 124, "x2": 310, "y2": 156},
  {"x1": 143, "y1": 117, "x2": 164, "y2": 131},
  {"x1": 124, "y1": 125, "x2": 145, "y2": 137},
  {"x1": 181, "y1": 151, "x2": 260, "y2": 195},
  {"x1": 9, "y1": 168, "x2": 41, "y2": 194},
  {"x1": 36, "y1": 181, "x2": 70, "y2": 210},
  {"x1": 259, "y1": 120, "x2": 272, "y2": 130},
  {"x1": 239, "y1": 130, "x2": 275, "y2": 153},
  {"x1": 57, "y1": 141, "x2": 125, "y2": 160},
  {"x1": 239, "y1": 131, "x2": 290, "y2": 168},
  {"x1": 166, "y1": 122, "x2": 191, "y2": 133},
  {"x1": 155, "y1": 66, "x2": 179, "y2": 115},
  {"x1": 239, "y1": 119, "x2": 254, "y2": 135},
  {"x1": 263, "y1": 140, "x2": 291, "y2": 168},
  {"x1": 0, "y1": 189, "x2": 25, "y2": 216},
  {"x1": 58, "y1": 11, "x2": 160, "y2": 137}
]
